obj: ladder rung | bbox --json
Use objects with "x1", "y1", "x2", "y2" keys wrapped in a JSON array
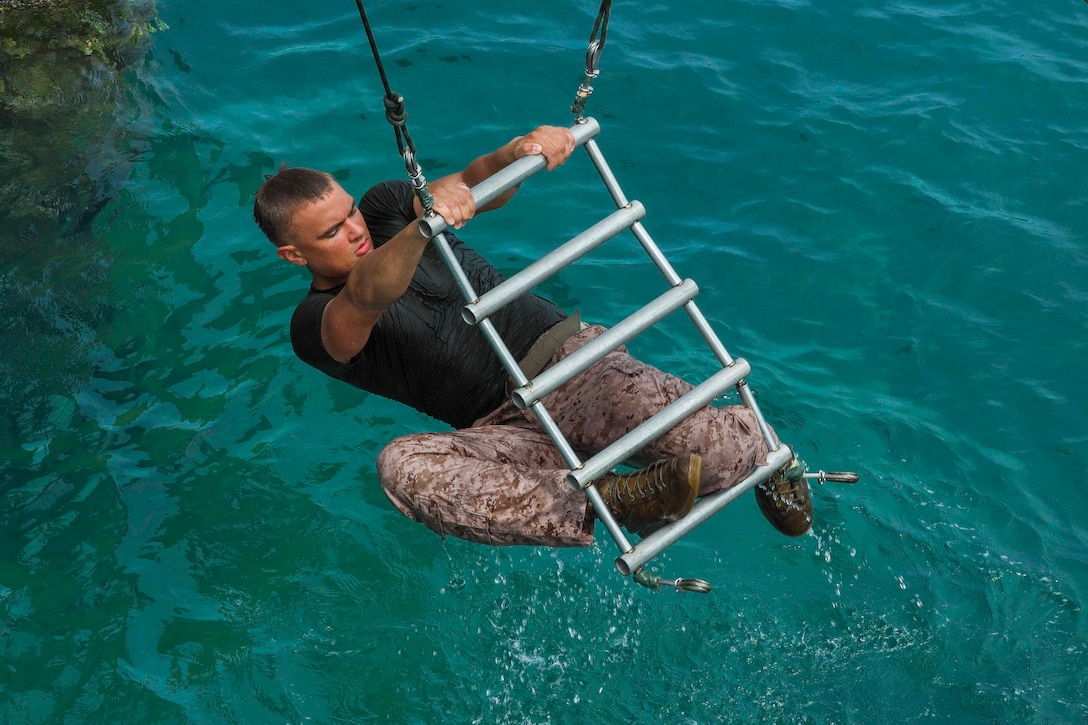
[
  {"x1": 463, "y1": 202, "x2": 646, "y2": 325},
  {"x1": 511, "y1": 279, "x2": 699, "y2": 409},
  {"x1": 419, "y1": 117, "x2": 602, "y2": 238},
  {"x1": 565, "y1": 358, "x2": 753, "y2": 491},
  {"x1": 614, "y1": 444, "x2": 794, "y2": 576}
]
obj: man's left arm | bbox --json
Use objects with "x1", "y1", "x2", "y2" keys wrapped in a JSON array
[{"x1": 416, "y1": 125, "x2": 576, "y2": 218}]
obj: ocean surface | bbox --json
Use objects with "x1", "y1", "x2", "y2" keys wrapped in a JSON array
[{"x1": 3, "y1": 0, "x2": 1087, "y2": 722}]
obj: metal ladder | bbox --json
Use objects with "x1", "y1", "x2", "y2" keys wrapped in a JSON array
[{"x1": 418, "y1": 117, "x2": 795, "y2": 591}]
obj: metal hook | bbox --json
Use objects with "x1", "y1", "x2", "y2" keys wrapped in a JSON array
[
  {"x1": 633, "y1": 568, "x2": 712, "y2": 594},
  {"x1": 664, "y1": 577, "x2": 713, "y2": 594},
  {"x1": 803, "y1": 470, "x2": 860, "y2": 484}
]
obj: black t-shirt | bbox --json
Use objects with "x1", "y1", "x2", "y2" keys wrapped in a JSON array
[{"x1": 290, "y1": 179, "x2": 567, "y2": 429}]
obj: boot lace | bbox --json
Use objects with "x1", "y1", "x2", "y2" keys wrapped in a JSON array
[{"x1": 616, "y1": 460, "x2": 668, "y2": 503}]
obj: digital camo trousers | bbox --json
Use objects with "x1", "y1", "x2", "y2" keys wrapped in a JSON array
[{"x1": 376, "y1": 325, "x2": 773, "y2": 547}]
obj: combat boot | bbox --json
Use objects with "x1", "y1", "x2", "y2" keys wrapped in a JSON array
[
  {"x1": 755, "y1": 456, "x2": 813, "y2": 536},
  {"x1": 596, "y1": 454, "x2": 701, "y2": 536}
]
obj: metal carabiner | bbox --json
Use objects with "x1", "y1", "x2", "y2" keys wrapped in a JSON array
[
  {"x1": 402, "y1": 148, "x2": 422, "y2": 181},
  {"x1": 584, "y1": 38, "x2": 602, "y2": 78},
  {"x1": 571, "y1": 39, "x2": 603, "y2": 118}
]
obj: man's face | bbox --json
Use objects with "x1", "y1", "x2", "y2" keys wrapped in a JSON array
[{"x1": 282, "y1": 181, "x2": 373, "y2": 284}]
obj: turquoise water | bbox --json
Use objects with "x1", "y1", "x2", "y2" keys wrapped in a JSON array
[{"x1": 3, "y1": 0, "x2": 1087, "y2": 721}]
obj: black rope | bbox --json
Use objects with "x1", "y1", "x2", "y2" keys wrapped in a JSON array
[
  {"x1": 354, "y1": 0, "x2": 434, "y2": 214},
  {"x1": 571, "y1": 0, "x2": 612, "y2": 118},
  {"x1": 589, "y1": 0, "x2": 611, "y2": 52}
]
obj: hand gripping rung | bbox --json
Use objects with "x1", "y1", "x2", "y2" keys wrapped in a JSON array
[
  {"x1": 511, "y1": 279, "x2": 700, "y2": 410},
  {"x1": 566, "y1": 358, "x2": 753, "y2": 491},
  {"x1": 419, "y1": 117, "x2": 602, "y2": 239},
  {"x1": 463, "y1": 202, "x2": 646, "y2": 325}
]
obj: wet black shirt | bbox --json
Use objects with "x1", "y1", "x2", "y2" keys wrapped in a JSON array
[{"x1": 290, "y1": 179, "x2": 567, "y2": 429}]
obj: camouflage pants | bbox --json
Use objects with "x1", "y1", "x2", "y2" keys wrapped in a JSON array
[{"x1": 377, "y1": 325, "x2": 772, "y2": 547}]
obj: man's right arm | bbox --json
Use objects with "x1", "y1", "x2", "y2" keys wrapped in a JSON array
[
  {"x1": 319, "y1": 182, "x2": 477, "y2": 364},
  {"x1": 317, "y1": 126, "x2": 574, "y2": 365}
]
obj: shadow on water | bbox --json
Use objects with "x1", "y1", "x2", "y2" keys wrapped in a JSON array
[
  {"x1": 0, "y1": 6, "x2": 318, "y2": 713},
  {"x1": 0, "y1": 4, "x2": 238, "y2": 719},
  {"x1": 0, "y1": 0, "x2": 162, "y2": 417}
]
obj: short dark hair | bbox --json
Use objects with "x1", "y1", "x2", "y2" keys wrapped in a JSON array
[{"x1": 253, "y1": 165, "x2": 335, "y2": 246}]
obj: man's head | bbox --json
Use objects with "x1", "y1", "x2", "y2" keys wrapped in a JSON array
[
  {"x1": 253, "y1": 166, "x2": 374, "y2": 288},
  {"x1": 253, "y1": 165, "x2": 335, "y2": 248}
]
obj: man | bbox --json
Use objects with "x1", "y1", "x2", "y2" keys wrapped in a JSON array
[{"x1": 253, "y1": 125, "x2": 812, "y2": 547}]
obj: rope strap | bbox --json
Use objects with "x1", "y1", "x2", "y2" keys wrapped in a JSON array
[
  {"x1": 354, "y1": 0, "x2": 435, "y2": 215},
  {"x1": 571, "y1": 0, "x2": 612, "y2": 118}
]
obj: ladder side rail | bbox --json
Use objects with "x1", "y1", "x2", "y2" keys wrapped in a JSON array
[
  {"x1": 522, "y1": 399, "x2": 634, "y2": 554},
  {"x1": 583, "y1": 135, "x2": 630, "y2": 209},
  {"x1": 511, "y1": 280, "x2": 699, "y2": 410},
  {"x1": 734, "y1": 382, "x2": 780, "y2": 452},
  {"x1": 584, "y1": 136, "x2": 741, "y2": 370},
  {"x1": 585, "y1": 478, "x2": 632, "y2": 553},
  {"x1": 628, "y1": 219, "x2": 737, "y2": 363},
  {"x1": 626, "y1": 219, "x2": 682, "y2": 287},
  {"x1": 432, "y1": 229, "x2": 637, "y2": 556},
  {"x1": 463, "y1": 202, "x2": 646, "y2": 325},
  {"x1": 585, "y1": 137, "x2": 742, "y2": 368},
  {"x1": 584, "y1": 135, "x2": 739, "y2": 365},
  {"x1": 615, "y1": 445, "x2": 795, "y2": 575},
  {"x1": 586, "y1": 135, "x2": 782, "y2": 452},
  {"x1": 627, "y1": 224, "x2": 781, "y2": 451},
  {"x1": 566, "y1": 359, "x2": 752, "y2": 490},
  {"x1": 430, "y1": 231, "x2": 527, "y2": 388},
  {"x1": 420, "y1": 118, "x2": 602, "y2": 239}
]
